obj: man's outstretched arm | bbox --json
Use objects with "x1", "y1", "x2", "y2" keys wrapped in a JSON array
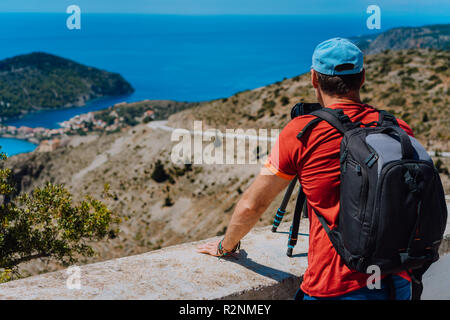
[{"x1": 197, "y1": 167, "x2": 292, "y2": 256}]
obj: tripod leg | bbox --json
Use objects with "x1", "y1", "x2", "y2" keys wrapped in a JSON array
[
  {"x1": 287, "y1": 187, "x2": 306, "y2": 257},
  {"x1": 271, "y1": 177, "x2": 297, "y2": 232}
]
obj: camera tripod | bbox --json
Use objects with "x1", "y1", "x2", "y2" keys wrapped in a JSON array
[
  {"x1": 270, "y1": 102, "x2": 321, "y2": 257},
  {"x1": 271, "y1": 177, "x2": 308, "y2": 257}
]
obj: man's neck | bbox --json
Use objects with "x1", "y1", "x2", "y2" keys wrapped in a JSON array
[{"x1": 321, "y1": 95, "x2": 362, "y2": 108}]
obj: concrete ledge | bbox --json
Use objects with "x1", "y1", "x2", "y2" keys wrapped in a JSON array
[{"x1": 0, "y1": 222, "x2": 309, "y2": 300}]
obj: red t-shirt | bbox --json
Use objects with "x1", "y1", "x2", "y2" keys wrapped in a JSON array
[{"x1": 265, "y1": 103, "x2": 413, "y2": 297}]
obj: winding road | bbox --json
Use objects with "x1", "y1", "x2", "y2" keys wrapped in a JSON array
[{"x1": 148, "y1": 120, "x2": 450, "y2": 157}]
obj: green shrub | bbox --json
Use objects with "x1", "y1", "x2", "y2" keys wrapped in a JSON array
[
  {"x1": 434, "y1": 65, "x2": 448, "y2": 73},
  {"x1": 435, "y1": 158, "x2": 449, "y2": 175},
  {"x1": 406, "y1": 67, "x2": 419, "y2": 75},
  {"x1": 151, "y1": 160, "x2": 170, "y2": 183},
  {"x1": 0, "y1": 151, "x2": 119, "y2": 282},
  {"x1": 389, "y1": 97, "x2": 406, "y2": 106},
  {"x1": 163, "y1": 195, "x2": 174, "y2": 207},
  {"x1": 280, "y1": 96, "x2": 290, "y2": 106},
  {"x1": 262, "y1": 100, "x2": 276, "y2": 111}
]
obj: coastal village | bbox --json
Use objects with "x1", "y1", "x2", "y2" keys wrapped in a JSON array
[{"x1": 0, "y1": 102, "x2": 155, "y2": 153}]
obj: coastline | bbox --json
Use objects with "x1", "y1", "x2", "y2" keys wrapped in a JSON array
[
  {"x1": 0, "y1": 133, "x2": 39, "y2": 145},
  {"x1": 0, "y1": 99, "x2": 158, "y2": 155},
  {"x1": 0, "y1": 95, "x2": 135, "y2": 155},
  {"x1": 2, "y1": 94, "x2": 134, "y2": 128}
]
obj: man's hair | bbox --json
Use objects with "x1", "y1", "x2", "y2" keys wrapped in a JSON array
[{"x1": 316, "y1": 68, "x2": 364, "y2": 96}]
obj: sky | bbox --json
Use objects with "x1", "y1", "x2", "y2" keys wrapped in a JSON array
[{"x1": 0, "y1": 0, "x2": 450, "y2": 16}]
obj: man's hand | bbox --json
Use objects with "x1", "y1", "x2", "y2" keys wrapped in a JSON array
[
  {"x1": 196, "y1": 240, "x2": 221, "y2": 256},
  {"x1": 196, "y1": 167, "x2": 292, "y2": 257},
  {"x1": 197, "y1": 239, "x2": 240, "y2": 257}
]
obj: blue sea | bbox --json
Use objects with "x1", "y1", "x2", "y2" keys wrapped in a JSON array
[{"x1": 0, "y1": 13, "x2": 448, "y2": 156}]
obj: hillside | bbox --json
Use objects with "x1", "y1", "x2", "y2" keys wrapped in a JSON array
[
  {"x1": 352, "y1": 24, "x2": 450, "y2": 54},
  {"x1": 168, "y1": 48, "x2": 449, "y2": 150},
  {"x1": 0, "y1": 52, "x2": 134, "y2": 121},
  {"x1": 4, "y1": 48, "x2": 449, "y2": 277}
]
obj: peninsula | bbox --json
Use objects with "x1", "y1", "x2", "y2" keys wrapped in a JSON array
[{"x1": 0, "y1": 52, "x2": 134, "y2": 121}]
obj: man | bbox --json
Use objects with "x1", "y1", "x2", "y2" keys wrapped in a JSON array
[{"x1": 197, "y1": 38, "x2": 412, "y2": 300}]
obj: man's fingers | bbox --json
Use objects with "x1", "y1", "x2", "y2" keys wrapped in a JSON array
[
  {"x1": 197, "y1": 242, "x2": 216, "y2": 252},
  {"x1": 196, "y1": 241, "x2": 220, "y2": 256}
]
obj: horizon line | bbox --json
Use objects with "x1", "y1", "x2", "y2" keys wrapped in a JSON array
[{"x1": 0, "y1": 11, "x2": 448, "y2": 16}]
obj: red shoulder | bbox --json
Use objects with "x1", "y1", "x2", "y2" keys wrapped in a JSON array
[
  {"x1": 396, "y1": 118, "x2": 414, "y2": 137},
  {"x1": 282, "y1": 114, "x2": 322, "y2": 136}
]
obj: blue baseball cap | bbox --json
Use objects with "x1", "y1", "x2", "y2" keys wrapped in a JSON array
[{"x1": 311, "y1": 38, "x2": 363, "y2": 75}]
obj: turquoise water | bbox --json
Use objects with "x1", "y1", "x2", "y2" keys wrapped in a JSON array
[
  {"x1": 0, "y1": 13, "x2": 448, "y2": 156},
  {"x1": 0, "y1": 138, "x2": 37, "y2": 157},
  {"x1": 5, "y1": 96, "x2": 131, "y2": 129}
]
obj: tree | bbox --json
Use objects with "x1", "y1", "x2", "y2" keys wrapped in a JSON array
[
  {"x1": 163, "y1": 195, "x2": 174, "y2": 207},
  {"x1": 280, "y1": 96, "x2": 290, "y2": 106},
  {"x1": 435, "y1": 158, "x2": 449, "y2": 175},
  {"x1": 151, "y1": 160, "x2": 170, "y2": 183},
  {"x1": 0, "y1": 151, "x2": 120, "y2": 282}
]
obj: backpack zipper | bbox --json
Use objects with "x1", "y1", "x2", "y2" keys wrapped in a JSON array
[
  {"x1": 359, "y1": 164, "x2": 369, "y2": 226},
  {"x1": 347, "y1": 159, "x2": 369, "y2": 222}
]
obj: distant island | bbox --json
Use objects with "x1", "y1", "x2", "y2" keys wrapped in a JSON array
[
  {"x1": 352, "y1": 23, "x2": 450, "y2": 54},
  {"x1": 0, "y1": 52, "x2": 134, "y2": 121}
]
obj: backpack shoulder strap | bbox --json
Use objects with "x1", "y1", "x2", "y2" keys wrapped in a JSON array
[
  {"x1": 296, "y1": 118, "x2": 322, "y2": 140},
  {"x1": 312, "y1": 108, "x2": 355, "y2": 133},
  {"x1": 378, "y1": 110, "x2": 399, "y2": 127},
  {"x1": 296, "y1": 108, "x2": 354, "y2": 141}
]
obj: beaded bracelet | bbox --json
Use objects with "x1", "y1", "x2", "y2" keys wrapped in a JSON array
[{"x1": 217, "y1": 239, "x2": 241, "y2": 257}]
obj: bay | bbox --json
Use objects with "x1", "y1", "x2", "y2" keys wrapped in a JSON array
[{"x1": 0, "y1": 138, "x2": 37, "y2": 157}]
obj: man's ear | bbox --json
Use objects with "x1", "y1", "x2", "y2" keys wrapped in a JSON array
[{"x1": 311, "y1": 69, "x2": 319, "y2": 89}]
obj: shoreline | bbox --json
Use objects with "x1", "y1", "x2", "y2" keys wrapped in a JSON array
[
  {"x1": 1, "y1": 93, "x2": 135, "y2": 127},
  {"x1": 0, "y1": 99, "x2": 157, "y2": 155},
  {"x1": 0, "y1": 136, "x2": 38, "y2": 156},
  {"x1": 0, "y1": 133, "x2": 39, "y2": 145}
]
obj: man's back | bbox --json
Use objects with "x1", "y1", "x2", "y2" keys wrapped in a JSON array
[
  {"x1": 265, "y1": 102, "x2": 413, "y2": 297},
  {"x1": 199, "y1": 37, "x2": 417, "y2": 300}
]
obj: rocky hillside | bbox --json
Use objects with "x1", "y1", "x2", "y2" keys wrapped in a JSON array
[
  {"x1": 353, "y1": 24, "x2": 450, "y2": 54},
  {"x1": 4, "y1": 48, "x2": 450, "y2": 277},
  {"x1": 168, "y1": 48, "x2": 449, "y2": 150},
  {"x1": 0, "y1": 52, "x2": 134, "y2": 121}
]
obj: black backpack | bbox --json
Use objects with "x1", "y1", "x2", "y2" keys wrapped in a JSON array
[{"x1": 296, "y1": 107, "x2": 448, "y2": 299}]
